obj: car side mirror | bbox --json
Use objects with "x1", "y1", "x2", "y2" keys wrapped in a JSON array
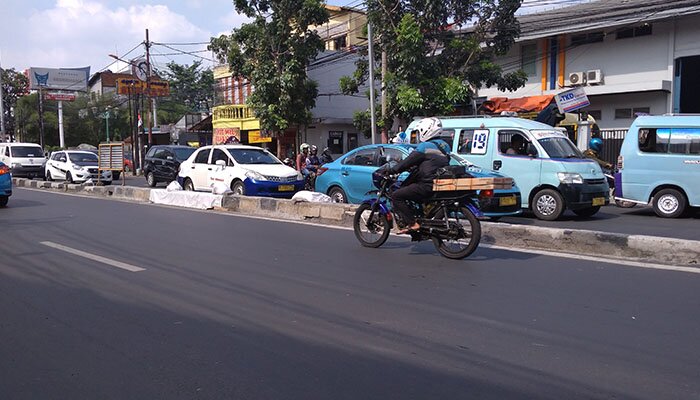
[
  {"x1": 215, "y1": 159, "x2": 226, "y2": 167},
  {"x1": 526, "y1": 143, "x2": 538, "y2": 158}
]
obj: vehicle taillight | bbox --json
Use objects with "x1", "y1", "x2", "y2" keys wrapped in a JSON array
[
  {"x1": 617, "y1": 155, "x2": 624, "y2": 170},
  {"x1": 316, "y1": 166, "x2": 328, "y2": 176},
  {"x1": 0, "y1": 165, "x2": 10, "y2": 175},
  {"x1": 479, "y1": 189, "x2": 494, "y2": 199}
]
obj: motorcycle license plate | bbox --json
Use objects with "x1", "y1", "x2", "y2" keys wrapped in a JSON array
[
  {"x1": 499, "y1": 196, "x2": 517, "y2": 207},
  {"x1": 592, "y1": 197, "x2": 605, "y2": 206},
  {"x1": 278, "y1": 184, "x2": 295, "y2": 191}
]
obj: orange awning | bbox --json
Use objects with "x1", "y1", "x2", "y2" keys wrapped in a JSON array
[{"x1": 480, "y1": 95, "x2": 555, "y2": 114}]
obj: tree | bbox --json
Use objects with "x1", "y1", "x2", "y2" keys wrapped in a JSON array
[
  {"x1": 340, "y1": 0, "x2": 527, "y2": 134},
  {"x1": 159, "y1": 61, "x2": 214, "y2": 124},
  {"x1": 209, "y1": 0, "x2": 329, "y2": 136},
  {"x1": 1, "y1": 68, "x2": 29, "y2": 139}
]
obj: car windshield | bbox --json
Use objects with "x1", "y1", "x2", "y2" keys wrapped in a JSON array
[
  {"x1": 538, "y1": 137, "x2": 584, "y2": 159},
  {"x1": 68, "y1": 153, "x2": 98, "y2": 165},
  {"x1": 227, "y1": 148, "x2": 281, "y2": 165},
  {"x1": 11, "y1": 146, "x2": 43, "y2": 157},
  {"x1": 173, "y1": 147, "x2": 196, "y2": 161}
]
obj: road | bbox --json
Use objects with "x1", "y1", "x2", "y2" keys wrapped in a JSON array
[
  {"x1": 28, "y1": 174, "x2": 700, "y2": 240},
  {"x1": 1, "y1": 188, "x2": 699, "y2": 399}
]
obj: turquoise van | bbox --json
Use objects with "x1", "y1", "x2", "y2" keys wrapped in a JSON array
[
  {"x1": 615, "y1": 115, "x2": 700, "y2": 218},
  {"x1": 405, "y1": 116, "x2": 609, "y2": 220}
]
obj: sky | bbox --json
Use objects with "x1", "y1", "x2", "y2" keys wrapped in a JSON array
[{"x1": 0, "y1": 0, "x2": 586, "y2": 76}]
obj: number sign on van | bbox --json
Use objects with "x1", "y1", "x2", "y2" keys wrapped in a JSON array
[
  {"x1": 471, "y1": 129, "x2": 489, "y2": 155},
  {"x1": 555, "y1": 87, "x2": 590, "y2": 113}
]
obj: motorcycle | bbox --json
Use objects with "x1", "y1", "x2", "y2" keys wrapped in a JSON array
[
  {"x1": 603, "y1": 168, "x2": 636, "y2": 208},
  {"x1": 353, "y1": 172, "x2": 482, "y2": 260}
]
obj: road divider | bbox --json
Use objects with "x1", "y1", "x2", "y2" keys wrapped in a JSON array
[{"x1": 13, "y1": 177, "x2": 700, "y2": 268}]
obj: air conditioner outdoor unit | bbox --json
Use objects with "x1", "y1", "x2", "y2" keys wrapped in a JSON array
[
  {"x1": 568, "y1": 72, "x2": 585, "y2": 86},
  {"x1": 587, "y1": 69, "x2": 603, "y2": 85}
]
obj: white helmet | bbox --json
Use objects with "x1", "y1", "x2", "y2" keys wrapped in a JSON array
[
  {"x1": 414, "y1": 117, "x2": 443, "y2": 142},
  {"x1": 300, "y1": 143, "x2": 310, "y2": 152}
]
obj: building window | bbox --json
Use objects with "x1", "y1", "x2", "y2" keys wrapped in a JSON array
[
  {"x1": 616, "y1": 24, "x2": 652, "y2": 40},
  {"x1": 587, "y1": 110, "x2": 602, "y2": 120},
  {"x1": 633, "y1": 107, "x2": 650, "y2": 116},
  {"x1": 521, "y1": 44, "x2": 537, "y2": 76},
  {"x1": 615, "y1": 108, "x2": 632, "y2": 119},
  {"x1": 571, "y1": 31, "x2": 604, "y2": 46},
  {"x1": 333, "y1": 36, "x2": 347, "y2": 50}
]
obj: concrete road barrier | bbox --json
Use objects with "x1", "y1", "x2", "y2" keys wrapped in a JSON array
[{"x1": 12, "y1": 177, "x2": 700, "y2": 267}]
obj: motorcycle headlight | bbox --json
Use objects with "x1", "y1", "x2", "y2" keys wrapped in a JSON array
[
  {"x1": 557, "y1": 172, "x2": 583, "y2": 184},
  {"x1": 245, "y1": 170, "x2": 266, "y2": 181}
]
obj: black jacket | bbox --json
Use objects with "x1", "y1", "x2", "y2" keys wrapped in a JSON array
[{"x1": 390, "y1": 139, "x2": 451, "y2": 185}]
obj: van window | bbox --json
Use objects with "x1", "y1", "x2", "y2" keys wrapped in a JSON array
[
  {"x1": 457, "y1": 129, "x2": 489, "y2": 155},
  {"x1": 498, "y1": 130, "x2": 527, "y2": 154},
  {"x1": 10, "y1": 146, "x2": 42, "y2": 157}
]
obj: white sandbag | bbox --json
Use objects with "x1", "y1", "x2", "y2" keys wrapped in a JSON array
[
  {"x1": 211, "y1": 181, "x2": 232, "y2": 195},
  {"x1": 291, "y1": 190, "x2": 332, "y2": 203},
  {"x1": 166, "y1": 180, "x2": 183, "y2": 191},
  {"x1": 82, "y1": 178, "x2": 95, "y2": 186}
]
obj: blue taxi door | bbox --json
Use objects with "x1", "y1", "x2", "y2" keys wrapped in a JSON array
[{"x1": 340, "y1": 147, "x2": 379, "y2": 203}]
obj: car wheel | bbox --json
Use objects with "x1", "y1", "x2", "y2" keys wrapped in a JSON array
[
  {"x1": 0, "y1": 196, "x2": 8, "y2": 208},
  {"x1": 652, "y1": 188, "x2": 686, "y2": 218},
  {"x1": 183, "y1": 178, "x2": 195, "y2": 191},
  {"x1": 328, "y1": 186, "x2": 347, "y2": 203},
  {"x1": 66, "y1": 172, "x2": 74, "y2": 184},
  {"x1": 532, "y1": 188, "x2": 565, "y2": 221},
  {"x1": 232, "y1": 180, "x2": 245, "y2": 195},
  {"x1": 146, "y1": 172, "x2": 157, "y2": 187},
  {"x1": 572, "y1": 206, "x2": 601, "y2": 218},
  {"x1": 46, "y1": 170, "x2": 53, "y2": 182}
]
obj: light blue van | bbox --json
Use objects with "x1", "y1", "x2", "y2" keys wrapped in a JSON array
[
  {"x1": 615, "y1": 115, "x2": 700, "y2": 218},
  {"x1": 405, "y1": 116, "x2": 609, "y2": 220}
]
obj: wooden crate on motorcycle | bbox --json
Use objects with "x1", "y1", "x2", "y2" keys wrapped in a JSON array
[{"x1": 432, "y1": 177, "x2": 513, "y2": 191}]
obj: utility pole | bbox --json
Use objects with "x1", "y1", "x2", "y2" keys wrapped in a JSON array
[
  {"x1": 367, "y1": 22, "x2": 377, "y2": 145},
  {"x1": 145, "y1": 28, "x2": 153, "y2": 147},
  {"x1": 38, "y1": 87, "x2": 45, "y2": 149},
  {"x1": 0, "y1": 53, "x2": 6, "y2": 142},
  {"x1": 381, "y1": 50, "x2": 387, "y2": 144}
]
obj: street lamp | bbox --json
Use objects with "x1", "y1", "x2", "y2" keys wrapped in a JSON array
[{"x1": 93, "y1": 106, "x2": 117, "y2": 143}]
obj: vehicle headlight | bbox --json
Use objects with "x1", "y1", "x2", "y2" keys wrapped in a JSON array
[
  {"x1": 557, "y1": 172, "x2": 583, "y2": 184},
  {"x1": 73, "y1": 164, "x2": 84, "y2": 171},
  {"x1": 11, "y1": 163, "x2": 21, "y2": 169},
  {"x1": 296, "y1": 172, "x2": 303, "y2": 181},
  {"x1": 245, "y1": 170, "x2": 266, "y2": 181}
]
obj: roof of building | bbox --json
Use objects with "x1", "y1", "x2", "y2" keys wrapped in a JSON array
[{"x1": 516, "y1": 0, "x2": 700, "y2": 41}]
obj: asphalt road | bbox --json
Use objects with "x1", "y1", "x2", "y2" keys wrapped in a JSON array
[{"x1": 1, "y1": 188, "x2": 699, "y2": 399}]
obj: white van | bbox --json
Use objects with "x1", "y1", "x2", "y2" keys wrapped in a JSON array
[{"x1": 0, "y1": 143, "x2": 46, "y2": 179}]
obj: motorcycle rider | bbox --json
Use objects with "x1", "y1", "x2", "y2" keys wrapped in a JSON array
[
  {"x1": 306, "y1": 145, "x2": 321, "y2": 173},
  {"x1": 385, "y1": 117, "x2": 451, "y2": 234},
  {"x1": 583, "y1": 137, "x2": 613, "y2": 170},
  {"x1": 320, "y1": 147, "x2": 333, "y2": 164}
]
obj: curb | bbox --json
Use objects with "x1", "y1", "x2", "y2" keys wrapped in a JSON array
[{"x1": 12, "y1": 177, "x2": 700, "y2": 267}]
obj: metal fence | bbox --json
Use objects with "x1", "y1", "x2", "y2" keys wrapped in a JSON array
[{"x1": 599, "y1": 129, "x2": 628, "y2": 165}]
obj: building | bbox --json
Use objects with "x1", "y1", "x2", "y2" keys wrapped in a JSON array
[
  {"x1": 87, "y1": 71, "x2": 135, "y2": 99},
  {"x1": 211, "y1": 5, "x2": 371, "y2": 158},
  {"x1": 475, "y1": 0, "x2": 700, "y2": 129}
]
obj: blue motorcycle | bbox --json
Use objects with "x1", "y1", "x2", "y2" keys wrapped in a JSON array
[{"x1": 353, "y1": 171, "x2": 482, "y2": 260}]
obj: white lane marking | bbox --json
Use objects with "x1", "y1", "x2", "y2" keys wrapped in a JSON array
[
  {"x1": 481, "y1": 244, "x2": 700, "y2": 275},
  {"x1": 22, "y1": 188, "x2": 698, "y2": 274},
  {"x1": 40, "y1": 241, "x2": 145, "y2": 272}
]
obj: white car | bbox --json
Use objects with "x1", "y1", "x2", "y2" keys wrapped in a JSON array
[
  {"x1": 45, "y1": 150, "x2": 112, "y2": 184},
  {"x1": 178, "y1": 145, "x2": 304, "y2": 198}
]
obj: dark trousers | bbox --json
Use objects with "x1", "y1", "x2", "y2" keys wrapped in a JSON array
[{"x1": 391, "y1": 183, "x2": 432, "y2": 226}]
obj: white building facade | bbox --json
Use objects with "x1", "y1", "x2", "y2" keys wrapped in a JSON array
[{"x1": 477, "y1": 0, "x2": 700, "y2": 129}]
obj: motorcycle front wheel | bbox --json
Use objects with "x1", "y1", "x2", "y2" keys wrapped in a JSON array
[
  {"x1": 353, "y1": 203, "x2": 391, "y2": 248},
  {"x1": 431, "y1": 206, "x2": 481, "y2": 260}
]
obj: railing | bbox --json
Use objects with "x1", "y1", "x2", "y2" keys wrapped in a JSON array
[
  {"x1": 599, "y1": 129, "x2": 628, "y2": 165},
  {"x1": 212, "y1": 105, "x2": 256, "y2": 122}
]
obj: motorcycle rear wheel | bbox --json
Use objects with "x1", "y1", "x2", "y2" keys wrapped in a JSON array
[
  {"x1": 431, "y1": 206, "x2": 481, "y2": 260},
  {"x1": 353, "y1": 203, "x2": 390, "y2": 248}
]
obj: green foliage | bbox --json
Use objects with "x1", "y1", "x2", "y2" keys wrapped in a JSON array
[
  {"x1": 209, "y1": 0, "x2": 329, "y2": 134},
  {"x1": 1, "y1": 68, "x2": 29, "y2": 136},
  {"x1": 340, "y1": 0, "x2": 527, "y2": 125}
]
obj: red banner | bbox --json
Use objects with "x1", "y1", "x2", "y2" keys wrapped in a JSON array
[
  {"x1": 44, "y1": 92, "x2": 76, "y2": 101},
  {"x1": 213, "y1": 127, "x2": 240, "y2": 145}
]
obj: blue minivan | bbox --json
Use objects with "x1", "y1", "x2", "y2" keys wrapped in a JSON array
[
  {"x1": 405, "y1": 116, "x2": 610, "y2": 220},
  {"x1": 615, "y1": 115, "x2": 700, "y2": 218}
]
